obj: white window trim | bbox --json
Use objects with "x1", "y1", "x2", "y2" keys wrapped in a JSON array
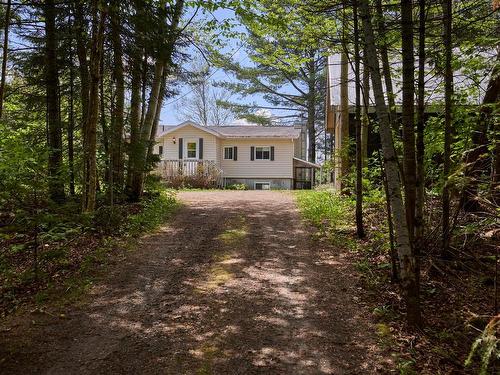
[
  {"x1": 223, "y1": 146, "x2": 234, "y2": 160},
  {"x1": 254, "y1": 145, "x2": 271, "y2": 161},
  {"x1": 184, "y1": 138, "x2": 198, "y2": 160},
  {"x1": 254, "y1": 181, "x2": 271, "y2": 190}
]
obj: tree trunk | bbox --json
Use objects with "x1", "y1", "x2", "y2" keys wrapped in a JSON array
[
  {"x1": 129, "y1": 0, "x2": 184, "y2": 200},
  {"x1": 401, "y1": 0, "x2": 417, "y2": 241},
  {"x1": 73, "y1": 2, "x2": 90, "y2": 132},
  {"x1": 415, "y1": 0, "x2": 427, "y2": 243},
  {"x1": 68, "y1": 28, "x2": 76, "y2": 196},
  {"x1": 442, "y1": 0, "x2": 453, "y2": 257},
  {"x1": 110, "y1": 0, "x2": 125, "y2": 192},
  {"x1": 307, "y1": 54, "x2": 317, "y2": 163},
  {"x1": 361, "y1": 48, "x2": 369, "y2": 167},
  {"x1": 360, "y1": 0, "x2": 421, "y2": 327},
  {"x1": 130, "y1": 60, "x2": 165, "y2": 199},
  {"x1": 374, "y1": 0, "x2": 396, "y2": 123},
  {"x1": 44, "y1": 0, "x2": 65, "y2": 203},
  {"x1": 353, "y1": 0, "x2": 364, "y2": 238},
  {"x1": 379, "y1": 150, "x2": 399, "y2": 282},
  {"x1": 125, "y1": 52, "x2": 143, "y2": 196},
  {"x1": 147, "y1": 69, "x2": 167, "y2": 161},
  {"x1": 0, "y1": 0, "x2": 11, "y2": 118},
  {"x1": 82, "y1": 1, "x2": 106, "y2": 212}
]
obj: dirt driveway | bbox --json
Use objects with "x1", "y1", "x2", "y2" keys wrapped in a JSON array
[{"x1": 0, "y1": 191, "x2": 390, "y2": 374}]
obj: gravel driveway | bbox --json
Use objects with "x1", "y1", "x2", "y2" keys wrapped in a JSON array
[{"x1": 0, "y1": 191, "x2": 390, "y2": 374}]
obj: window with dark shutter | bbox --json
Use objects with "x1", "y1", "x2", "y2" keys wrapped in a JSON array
[
  {"x1": 250, "y1": 146, "x2": 255, "y2": 161},
  {"x1": 224, "y1": 146, "x2": 233, "y2": 160},
  {"x1": 233, "y1": 146, "x2": 237, "y2": 161},
  {"x1": 270, "y1": 146, "x2": 275, "y2": 161},
  {"x1": 199, "y1": 138, "x2": 203, "y2": 159},
  {"x1": 159, "y1": 145, "x2": 163, "y2": 155},
  {"x1": 255, "y1": 146, "x2": 271, "y2": 160}
]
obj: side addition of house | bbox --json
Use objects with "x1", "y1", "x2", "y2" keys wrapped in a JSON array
[{"x1": 153, "y1": 121, "x2": 319, "y2": 190}]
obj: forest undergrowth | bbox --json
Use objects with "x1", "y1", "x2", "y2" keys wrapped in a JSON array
[
  {"x1": 0, "y1": 186, "x2": 178, "y2": 318},
  {"x1": 295, "y1": 188, "x2": 499, "y2": 374}
]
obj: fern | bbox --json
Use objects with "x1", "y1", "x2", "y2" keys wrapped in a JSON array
[{"x1": 465, "y1": 315, "x2": 500, "y2": 374}]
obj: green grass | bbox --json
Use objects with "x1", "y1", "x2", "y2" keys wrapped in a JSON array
[{"x1": 294, "y1": 190, "x2": 354, "y2": 231}]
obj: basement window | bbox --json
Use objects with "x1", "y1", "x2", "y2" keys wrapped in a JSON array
[{"x1": 255, "y1": 182, "x2": 270, "y2": 190}]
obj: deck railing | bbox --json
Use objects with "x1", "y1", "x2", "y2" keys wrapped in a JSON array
[{"x1": 156, "y1": 159, "x2": 224, "y2": 188}]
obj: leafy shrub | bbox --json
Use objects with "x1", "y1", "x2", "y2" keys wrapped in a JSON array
[
  {"x1": 126, "y1": 190, "x2": 178, "y2": 235},
  {"x1": 226, "y1": 183, "x2": 247, "y2": 190},
  {"x1": 295, "y1": 190, "x2": 353, "y2": 230}
]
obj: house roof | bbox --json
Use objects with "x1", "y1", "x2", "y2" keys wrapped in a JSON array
[
  {"x1": 326, "y1": 53, "x2": 488, "y2": 109},
  {"x1": 209, "y1": 125, "x2": 300, "y2": 138},
  {"x1": 156, "y1": 121, "x2": 301, "y2": 139}
]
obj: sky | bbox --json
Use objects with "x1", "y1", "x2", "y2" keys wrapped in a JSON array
[{"x1": 158, "y1": 7, "x2": 300, "y2": 127}]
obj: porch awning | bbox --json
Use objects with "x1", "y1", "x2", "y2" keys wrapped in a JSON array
[{"x1": 293, "y1": 157, "x2": 321, "y2": 169}]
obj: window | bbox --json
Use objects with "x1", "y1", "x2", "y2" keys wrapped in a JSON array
[
  {"x1": 255, "y1": 182, "x2": 270, "y2": 190},
  {"x1": 186, "y1": 141, "x2": 197, "y2": 158},
  {"x1": 158, "y1": 145, "x2": 163, "y2": 155},
  {"x1": 255, "y1": 146, "x2": 270, "y2": 160},
  {"x1": 224, "y1": 147, "x2": 233, "y2": 160}
]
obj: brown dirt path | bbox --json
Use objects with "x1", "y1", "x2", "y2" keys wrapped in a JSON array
[{"x1": 0, "y1": 191, "x2": 392, "y2": 374}]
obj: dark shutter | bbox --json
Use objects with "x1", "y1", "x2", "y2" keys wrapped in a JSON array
[
  {"x1": 250, "y1": 146, "x2": 254, "y2": 161},
  {"x1": 270, "y1": 146, "x2": 275, "y2": 161},
  {"x1": 178, "y1": 138, "x2": 183, "y2": 159},
  {"x1": 233, "y1": 146, "x2": 237, "y2": 161},
  {"x1": 199, "y1": 138, "x2": 203, "y2": 159}
]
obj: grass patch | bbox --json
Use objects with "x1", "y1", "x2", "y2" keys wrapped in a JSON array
[
  {"x1": 294, "y1": 190, "x2": 356, "y2": 249},
  {"x1": 217, "y1": 228, "x2": 248, "y2": 244}
]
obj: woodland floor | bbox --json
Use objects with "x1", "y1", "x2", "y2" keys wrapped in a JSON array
[{"x1": 0, "y1": 191, "x2": 394, "y2": 374}]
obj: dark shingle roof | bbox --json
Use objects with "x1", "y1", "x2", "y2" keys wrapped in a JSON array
[
  {"x1": 208, "y1": 126, "x2": 300, "y2": 138},
  {"x1": 157, "y1": 123, "x2": 301, "y2": 139}
]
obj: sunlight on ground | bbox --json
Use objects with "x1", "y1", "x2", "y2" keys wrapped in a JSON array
[{"x1": 197, "y1": 216, "x2": 249, "y2": 293}]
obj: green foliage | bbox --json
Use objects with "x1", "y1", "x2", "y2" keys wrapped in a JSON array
[
  {"x1": 126, "y1": 190, "x2": 178, "y2": 236},
  {"x1": 225, "y1": 183, "x2": 247, "y2": 190},
  {"x1": 465, "y1": 317, "x2": 500, "y2": 374},
  {"x1": 295, "y1": 190, "x2": 354, "y2": 231}
]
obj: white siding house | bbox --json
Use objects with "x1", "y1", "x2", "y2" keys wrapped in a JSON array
[{"x1": 153, "y1": 121, "x2": 318, "y2": 189}]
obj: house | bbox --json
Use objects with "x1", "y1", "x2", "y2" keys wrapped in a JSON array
[
  {"x1": 153, "y1": 121, "x2": 319, "y2": 190},
  {"x1": 325, "y1": 53, "x2": 485, "y2": 190}
]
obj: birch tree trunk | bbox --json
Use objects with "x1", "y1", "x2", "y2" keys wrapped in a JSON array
[
  {"x1": 360, "y1": 0, "x2": 421, "y2": 326},
  {"x1": 44, "y1": 0, "x2": 65, "y2": 203}
]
